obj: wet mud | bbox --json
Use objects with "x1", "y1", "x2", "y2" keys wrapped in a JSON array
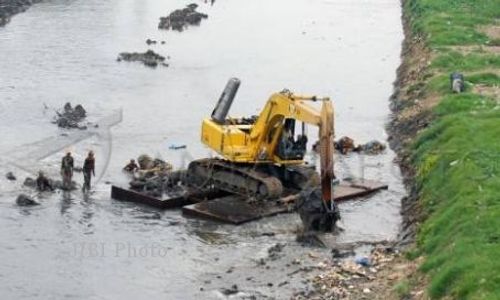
[{"x1": 387, "y1": 8, "x2": 432, "y2": 247}]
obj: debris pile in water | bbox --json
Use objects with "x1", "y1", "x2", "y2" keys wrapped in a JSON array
[
  {"x1": 158, "y1": 3, "x2": 208, "y2": 32},
  {"x1": 117, "y1": 50, "x2": 169, "y2": 68},
  {"x1": 292, "y1": 245, "x2": 399, "y2": 300},
  {"x1": 53, "y1": 102, "x2": 87, "y2": 129},
  {"x1": 313, "y1": 136, "x2": 386, "y2": 155},
  {"x1": 126, "y1": 154, "x2": 183, "y2": 197}
]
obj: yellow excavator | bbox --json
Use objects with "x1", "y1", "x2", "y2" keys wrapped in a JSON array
[{"x1": 185, "y1": 78, "x2": 339, "y2": 231}]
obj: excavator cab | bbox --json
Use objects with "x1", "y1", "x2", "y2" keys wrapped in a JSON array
[{"x1": 276, "y1": 119, "x2": 308, "y2": 161}]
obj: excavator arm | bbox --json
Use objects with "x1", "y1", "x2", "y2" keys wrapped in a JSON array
[{"x1": 248, "y1": 91, "x2": 335, "y2": 207}]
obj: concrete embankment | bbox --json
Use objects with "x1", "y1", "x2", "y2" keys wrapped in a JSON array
[
  {"x1": 388, "y1": 0, "x2": 500, "y2": 299},
  {"x1": 0, "y1": 0, "x2": 40, "y2": 26}
]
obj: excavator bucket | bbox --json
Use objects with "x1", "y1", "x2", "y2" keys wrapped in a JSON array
[{"x1": 296, "y1": 187, "x2": 340, "y2": 232}]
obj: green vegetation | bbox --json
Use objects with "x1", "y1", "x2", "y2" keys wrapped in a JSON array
[
  {"x1": 394, "y1": 279, "x2": 411, "y2": 298},
  {"x1": 402, "y1": 0, "x2": 500, "y2": 299},
  {"x1": 431, "y1": 52, "x2": 500, "y2": 71},
  {"x1": 405, "y1": 0, "x2": 499, "y2": 47}
]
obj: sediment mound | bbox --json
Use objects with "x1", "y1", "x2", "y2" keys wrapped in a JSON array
[
  {"x1": 0, "y1": 0, "x2": 41, "y2": 26},
  {"x1": 158, "y1": 3, "x2": 208, "y2": 32},
  {"x1": 53, "y1": 102, "x2": 87, "y2": 129},
  {"x1": 117, "y1": 50, "x2": 168, "y2": 68}
]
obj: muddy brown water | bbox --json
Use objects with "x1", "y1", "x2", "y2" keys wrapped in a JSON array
[{"x1": 0, "y1": 0, "x2": 404, "y2": 299}]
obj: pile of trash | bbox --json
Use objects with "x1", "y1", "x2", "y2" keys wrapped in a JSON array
[
  {"x1": 158, "y1": 3, "x2": 208, "y2": 32},
  {"x1": 117, "y1": 50, "x2": 169, "y2": 68},
  {"x1": 53, "y1": 102, "x2": 87, "y2": 129},
  {"x1": 126, "y1": 154, "x2": 183, "y2": 197},
  {"x1": 313, "y1": 136, "x2": 386, "y2": 155},
  {"x1": 292, "y1": 245, "x2": 397, "y2": 300}
]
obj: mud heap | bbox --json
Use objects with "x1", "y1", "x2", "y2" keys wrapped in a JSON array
[
  {"x1": 158, "y1": 3, "x2": 208, "y2": 32},
  {"x1": 0, "y1": 0, "x2": 41, "y2": 26},
  {"x1": 53, "y1": 102, "x2": 87, "y2": 129},
  {"x1": 117, "y1": 50, "x2": 168, "y2": 68}
]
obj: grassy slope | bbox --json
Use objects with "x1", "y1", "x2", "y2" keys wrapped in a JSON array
[{"x1": 404, "y1": 0, "x2": 500, "y2": 299}]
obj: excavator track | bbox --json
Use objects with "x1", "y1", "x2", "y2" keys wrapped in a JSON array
[{"x1": 186, "y1": 158, "x2": 283, "y2": 200}]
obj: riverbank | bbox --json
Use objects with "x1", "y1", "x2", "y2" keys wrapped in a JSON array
[
  {"x1": 0, "y1": 0, "x2": 41, "y2": 26},
  {"x1": 389, "y1": 0, "x2": 500, "y2": 298}
]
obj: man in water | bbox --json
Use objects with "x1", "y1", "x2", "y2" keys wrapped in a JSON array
[
  {"x1": 82, "y1": 151, "x2": 95, "y2": 192},
  {"x1": 36, "y1": 171, "x2": 54, "y2": 191},
  {"x1": 123, "y1": 159, "x2": 139, "y2": 173},
  {"x1": 61, "y1": 152, "x2": 74, "y2": 190}
]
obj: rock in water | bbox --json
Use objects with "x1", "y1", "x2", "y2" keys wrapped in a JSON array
[
  {"x1": 220, "y1": 284, "x2": 239, "y2": 296},
  {"x1": 16, "y1": 194, "x2": 39, "y2": 206},
  {"x1": 6, "y1": 172, "x2": 16, "y2": 181},
  {"x1": 158, "y1": 4, "x2": 208, "y2": 32},
  {"x1": 23, "y1": 177, "x2": 36, "y2": 188}
]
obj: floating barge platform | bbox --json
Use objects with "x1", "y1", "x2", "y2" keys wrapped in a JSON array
[{"x1": 111, "y1": 179, "x2": 387, "y2": 225}]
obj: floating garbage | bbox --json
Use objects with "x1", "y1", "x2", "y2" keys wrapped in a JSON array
[
  {"x1": 169, "y1": 144, "x2": 187, "y2": 150},
  {"x1": 313, "y1": 136, "x2": 386, "y2": 155},
  {"x1": 355, "y1": 256, "x2": 371, "y2": 267}
]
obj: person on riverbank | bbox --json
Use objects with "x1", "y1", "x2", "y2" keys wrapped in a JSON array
[
  {"x1": 61, "y1": 152, "x2": 74, "y2": 190},
  {"x1": 82, "y1": 151, "x2": 95, "y2": 192}
]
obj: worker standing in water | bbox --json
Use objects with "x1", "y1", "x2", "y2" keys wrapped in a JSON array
[
  {"x1": 82, "y1": 151, "x2": 95, "y2": 192},
  {"x1": 61, "y1": 152, "x2": 74, "y2": 190}
]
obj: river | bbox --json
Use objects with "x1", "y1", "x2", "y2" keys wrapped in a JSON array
[{"x1": 0, "y1": 0, "x2": 403, "y2": 299}]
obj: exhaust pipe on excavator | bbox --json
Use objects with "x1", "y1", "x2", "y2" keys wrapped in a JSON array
[{"x1": 211, "y1": 78, "x2": 241, "y2": 124}]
